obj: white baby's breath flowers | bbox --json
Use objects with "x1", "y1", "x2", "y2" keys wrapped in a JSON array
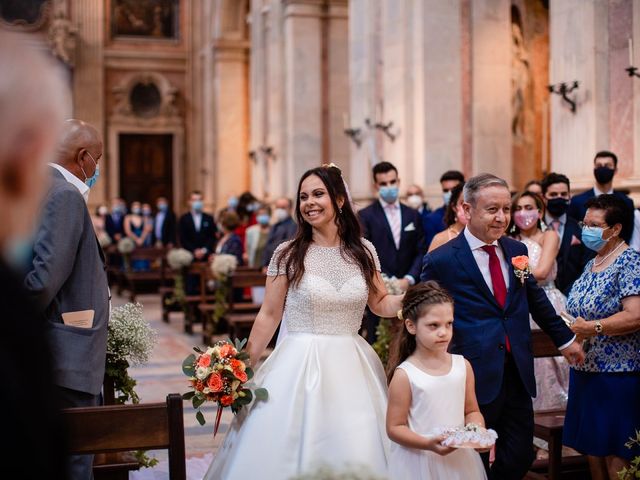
[
  {"x1": 211, "y1": 253, "x2": 238, "y2": 278},
  {"x1": 381, "y1": 273, "x2": 405, "y2": 295},
  {"x1": 107, "y1": 302, "x2": 157, "y2": 366},
  {"x1": 117, "y1": 237, "x2": 136, "y2": 254},
  {"x1": 98, "y1": 232, "x2": 112, "y2": 248},
  {"x1": 167, "y1": 248, "x2": 194, "y2": 270}
]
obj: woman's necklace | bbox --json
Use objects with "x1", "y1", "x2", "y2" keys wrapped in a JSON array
[{"x1": 593, "y1": 240, "x2": 625, "y2": 267}]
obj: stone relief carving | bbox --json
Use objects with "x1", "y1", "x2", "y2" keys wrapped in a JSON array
[
  {"x1": 47, "y1": 12, "x2": 77, "y2": 67},
  {"x1": 511, "y1": 20, "x2": 530, "y2": 138}
]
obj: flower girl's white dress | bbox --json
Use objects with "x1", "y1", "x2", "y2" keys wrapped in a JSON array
[
  {"x1": 389, "y1": 355, "x2": 487, "y2": 480},
  {"x1": 204, "y1": 240, "x2": 389, "y2": 479}
]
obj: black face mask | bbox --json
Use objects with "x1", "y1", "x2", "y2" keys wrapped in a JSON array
[
  {"x1": 594, "y1": 166, "x2": 615, "y2": 185},
  {"x1": 546, "y1": 198, "x2": 569, "y2": 217}
]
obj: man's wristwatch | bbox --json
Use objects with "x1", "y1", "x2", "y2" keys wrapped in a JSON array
[{"x1": 594, "y1": 320, "x2": 603, "y2": 335}]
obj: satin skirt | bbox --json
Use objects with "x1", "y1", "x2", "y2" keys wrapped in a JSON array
[{"x1": 204, "y1": 332, "x2": 390, "y2": 480}]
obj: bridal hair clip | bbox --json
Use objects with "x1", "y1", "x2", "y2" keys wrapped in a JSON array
[
  {"x1": 431, "y1": 423, "x2": 498, "y2": 448},
  {"x1": 322, "y1": 162, "x2": 354, "y2": 208},
  {"x1": 397, "y1": 309, "x2": 404, "y2": 320}
]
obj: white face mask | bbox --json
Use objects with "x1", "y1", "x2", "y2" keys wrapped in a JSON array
[
  {"x1": 406, "y1": 194, "x2": 423, "y2": 210},
  {"x1": 274, "y1": 208, "x2": 289, "y2": 222}
]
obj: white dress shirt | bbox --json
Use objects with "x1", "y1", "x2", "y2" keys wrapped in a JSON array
[
  {"x1": 378, "y1": 198, "x2": 415, "y2": 285},
  {"x1": 49, "y1": 163, "x2": 90, "y2": 202},
  {"x1": 191, "y1": 211, "x2": 202, "y2": 232},
  {"x1": 155, "y1": 211, "x2": 166, "y2": 241},
  {"x1": 544, "y1": 212, "x2": 567, "y2": 239}
]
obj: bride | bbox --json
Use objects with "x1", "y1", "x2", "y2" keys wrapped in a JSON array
[{"x1": 205, "y1": 164, "x2": 403, "y2": 479}]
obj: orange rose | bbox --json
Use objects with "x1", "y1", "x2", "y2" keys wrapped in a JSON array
[
  {"x1": 195, "y1": 380, "x2": 205, "y2": 392},
  {"x1": 511, "y1": 255, "x2": 529, "y2": 271},
  {"x1": 220, "y1": 395, "x2": 234, "y2": 406},
  {"x1": 234, "y1": 369, "x2": 248, "y2": 383},
  {"x1": 197, "y1": 354, "x2": 212, "y2": 368},
  {"x1": 219, "y1": 344, "x2": 237, "y2": 358},
  {"x1": 207, "y1": 373, "x2": 224, "y2": 392},
  {"x1": 230, "y1": 359, "x2": 245, "y2": 371}
]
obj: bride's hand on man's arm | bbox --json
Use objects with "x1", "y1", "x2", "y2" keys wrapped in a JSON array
[
  {"x1": 367, "y1": 271, "x2": 404, "y2": 319},
  {"x1": 247, "y1": 275, "x2": 288, "y2": 366}
]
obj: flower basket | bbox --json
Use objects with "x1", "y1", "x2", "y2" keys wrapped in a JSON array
[
  {"x1": 117, "y1": 237, "x2": 135, "y2": 271},
  {"x1": 207, "y1": 254, "x2": 239, "y2": 336},
  {"x1": 165, "y1": 249, "x2": 194, "y2": 314}
]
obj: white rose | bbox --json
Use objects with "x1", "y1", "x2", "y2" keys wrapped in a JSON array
[{"x1": 196, "y1": 367, "x2": 209, "y2": 380}]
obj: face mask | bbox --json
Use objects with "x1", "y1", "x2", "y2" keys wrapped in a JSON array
[
  {"x1": 443, "y1": 191, "x2": 452, "y2": 205},
  {"x1": 3, "y1": 235, "x2": 33, "y2": 273},
  {"x1": 132, "y1": 207, "x2": 142, "y2": 215},
  {"x1": 274, "y1": 208, "x2": 289, "y2": 222},
  {"x1": 594, "y1": 166, "x2": 615, "y2": 185},
  {"x1": 406, "y1": 194, "x2": 423, "y2": 210},
  {"x1": 113, "y1": 205, "x2": 126, "y2": 215},
  {"x1": 582, "y1": 226, "x2": 611, "y2": 252},
  {"x1": 247, "y1": 201, "x2": 260, "y2": 212},
  {"x1": 82, "y1": 151, "x2": 100, "y2": 188},
  {"x1": 379, "y1": 186, "x2": 399, "y2": 204},
  {"x1": 192, "y1": 200, "x2": 203, "y2": 213},
  {"x1": 98, "y1": 206, "x2": 109, "y2": 216},
  {"x1": 142, "y1": 209, "x2": 152, "y2": 217},
  {"x1": 546, "y1": 198, "x2": 569, "y2": 217},
  {"x1": 228, "y1": 197, "x2": 239, "y2": 209},
  {"x1": 257, "y1": 214, "x2": 270, "y2": 226},
  {"x1": 513, "y1": 210, "x2": 539, "y2": 230},
  {"x1": 157, "y1": 203, "x2": 168, "y2": 212}
]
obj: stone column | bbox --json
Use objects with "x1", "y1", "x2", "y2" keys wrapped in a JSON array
[
  {"x1": 471, "y1": 0, "x2": 512, "y2": 183},
  {"x1": 549, "y1": 0, "x2": 610, "y2": 191},
  {"x1": 632, "y1": 1, "x2": 640, "y2": 188},
  {"x1": 73, "y1": 0, "x2": 105, "y2": 205}
]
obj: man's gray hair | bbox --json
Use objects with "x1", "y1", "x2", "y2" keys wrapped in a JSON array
[{"x1": 463, "y1": 173, "x2": 509, "y2": 205}]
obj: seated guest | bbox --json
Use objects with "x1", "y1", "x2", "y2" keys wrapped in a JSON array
[
  {"x1": 261, "y1": 196, "x2": 297, "y2": 268},
  {"x1": 152, "y1": 196, "x2": 177, "y2": 247},
  {"x1": 568, "y1": 150, "x2": 634, "y2": 243},
  {"x1": 245, "y1": 204, "x2": 271, "y2": 268},
  {"x1": 214, "y1": 210, "x2": 244, "y2": 266},
  {"x1": 564, "y1": 194, "x2": 640, "y2": 479},
  {"x1": 423, "y1": 170, "x2": 465, "y2": 247},
  {"x1": 178, "y1": 190, "x2": 217, "y2": 260},
  {"x1": 106, "y1": 197, "x2": 126, "y2": 241},
  {"x1": 524, "y1": 179, "x2": 543, "y2": 196},
  {"x1": 428, "y1": 183, "x2": 466, "y2": 252},
  {"x1": 541, "y1": 172, "x2": 587, "y2": 295}
]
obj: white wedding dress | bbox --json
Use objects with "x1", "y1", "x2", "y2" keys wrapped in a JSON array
[{"x1": 204, "y1": 239, "x2": 390, "y2": 479}]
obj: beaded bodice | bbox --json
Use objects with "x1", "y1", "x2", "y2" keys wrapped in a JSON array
[
  {"x1": 520, "y1": 236, "x2": 557, "y2": 287},
  {"x1": 267, "y1": 239, "x2": 381, "y2": 335}
]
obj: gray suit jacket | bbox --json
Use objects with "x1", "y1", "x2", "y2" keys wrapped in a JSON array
[{"x1": 25, "y1": 168, "x2": 109, "y2": 395}]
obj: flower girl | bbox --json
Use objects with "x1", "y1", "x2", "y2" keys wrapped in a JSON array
[{"x1": 386, "y1": 281, "x2": 491, "y2": 479}]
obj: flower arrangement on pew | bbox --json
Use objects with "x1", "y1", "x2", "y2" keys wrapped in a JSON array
[
  {"x1": 117, "y1": 237, "x2": 135, "y2": 270},
  {"x1": 618, "y1": 429, "x2": 640, "y2": 479},
  {"x1": 208, "y1": 254, "x2": 239, "y2": 335},
  {"x1": 372, "y1": 274, "x2": 406, "y2": 366},
  {"x1": 165, "y1": 248, "x2": 194, "y2": 314},
  {"x1": 182, "y1": 338, "x2": 268, "y2": 436}
]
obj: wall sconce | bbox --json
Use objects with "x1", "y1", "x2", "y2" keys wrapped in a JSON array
[
  {"x1": 365, "y1": 118, "x2": 397, "y2": 142},
  {"x1": 626, "y1": 66, "x2": 640, "y2": 78},
  {"x1": 249, "y1": 146, "x2": 276, "y2": 162},
  {"x1": 343, "y1": 126, "x2": 362, "y2": 147},
  {"x1": 628, "y1": 38, "x2": 640, "y2": 78},
  {"x1": 548, "y1": 81, "x2": 579, "y2": 114}
]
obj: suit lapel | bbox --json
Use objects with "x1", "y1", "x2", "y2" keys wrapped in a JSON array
[
  {"x1": 453, "y1": 234, "x2": 500, "y2": 309},
  {"x1": 374, "y1": 202, "x2": 396, "y2": 248},
  {"x1": 499, "y1": 237, "x2": 519, "y2": 311}
]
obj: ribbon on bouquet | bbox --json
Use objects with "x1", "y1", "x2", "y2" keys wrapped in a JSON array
[{"x1": 214, "y1": 405, "x2": 224, "y2": 437}]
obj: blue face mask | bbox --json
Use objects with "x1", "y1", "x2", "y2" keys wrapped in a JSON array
[
  {"x1": 443, "y1": 191, "x2": 452, "y2": 205},
  {"x1": 582, "y1": 226, "x2": 611, "y2": 252},
  {"x1": 157, "y1": 203, "x2": 168, "y2": 212},
  {"x1": 82, "y1": 151, "x2": 100, "y2": 189},
  {"x1": 379, "y1": 186, "x2": 399, "y2": 204},
  {"x1": 192, "y1": 200, "x2": 204, "y2": 212},
  {"x1": 256, "y1": 214, "x2": 270, "y2": 226},
  {"x1": 4, "y1": 235, "x2": 33, "y2": 273},
  {"x1": 228, "y1": 197, "x2": 239, "y2": 209}
]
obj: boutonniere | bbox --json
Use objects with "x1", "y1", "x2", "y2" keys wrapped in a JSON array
[{"x1": 511, "y1": 255, "x2": 531, "y2": 285}]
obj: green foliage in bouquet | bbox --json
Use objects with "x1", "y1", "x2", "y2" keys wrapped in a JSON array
[
  {"x1": 618, "y1": 429, "x2": 640, "y2": 479},
  {"x1": 372, "y1": 317, "x2": 392, "y2": 367}
]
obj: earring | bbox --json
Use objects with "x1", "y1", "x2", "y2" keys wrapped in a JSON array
[{"x1": 339, "y1": 208, "x2": 343, "y2": 214}]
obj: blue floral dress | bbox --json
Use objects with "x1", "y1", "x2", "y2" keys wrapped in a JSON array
[{"x1": 563, "y1": 247, "x2": 640, "y2": 459}]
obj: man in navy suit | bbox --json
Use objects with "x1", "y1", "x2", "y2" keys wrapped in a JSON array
[
  {"x1": 153, "y1": 196, "x2": 177, "y2": 247},
  {"x1": 421, "y1": 174, "x2": 584, "y2": 479},
  {"x1": 105, "y1": 197, "x2": 126, "y2": 242},
  {"x1": 540, "y1": 173, "x2": 588, "y2": 295},
  {"x1": 568, "y1": 151, "x2": 635, "y2": 243},
  {"x1": 423, "y1": 170, "x2": 465, "y2": 248},
  {"x1": 359, "y1": 161, "x2": 426, "y2": 342}
]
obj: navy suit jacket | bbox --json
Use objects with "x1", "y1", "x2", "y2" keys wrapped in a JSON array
[
  {"x1": 568, "y1": 188, "x2": 634, "y2": 242},
  {"x1": 555, "y1": 216, "x2": 588, "y2": 295},
  {"x1": 178, "y1": 212, "x2": 217, "y2": 254},
  {"x1": 359, "y1": 201, "x2": 426, "y2": 281},
  {"x1": 420, "y1": 233, "x2": 574, "y2": 404},
  {"x1": 152, "y1": 210, "x2": 177, "y2": 246},
  {"x1": 423, "y1": 206, "x2": 446, "y2": 248}
]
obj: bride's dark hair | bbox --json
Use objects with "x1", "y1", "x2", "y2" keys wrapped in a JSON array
[
  {"x1": 274, "y1": 164, "x2": 378, "y2": 294},
  {"x1": 386, "y1": 281, "x2": 453, "y2": 383}
]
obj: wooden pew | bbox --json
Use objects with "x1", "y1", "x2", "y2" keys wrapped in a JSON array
[
  {"x1": 119, "y1": 247, "x2": 167, "y2": 302},
  {"x1": 63, "y1": 393, "x2": 186, "y2": 480}
]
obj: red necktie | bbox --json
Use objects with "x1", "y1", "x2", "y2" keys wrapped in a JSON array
[{"x1": 481, "y1": 245, "x2": 511, "y2": 352}]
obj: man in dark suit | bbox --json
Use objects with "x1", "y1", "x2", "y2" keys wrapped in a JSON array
[
  {"x1": 261, "y1": 197, "x2": 297, "y2": 268},
  {"x1": 178, "y1": 190, "x2": 217, "y2": 258},
  {"x1": 153, "y1": 196, "x2": 177, "y2": 247},
  {"x1": 568, "y1": 150, "x2": 635, "y2": 242},
  {"x1": 25, "y1": 119, "x2": 110, "y2": 480},
  {"x1": 540, "y1": 173, "x2": 588, "y2": 295},
  {"x1": 423, "y1": 170, "x2": 465, "y2": 248},
  {"x1": 105, "y1": 197, "x2": 126, "y2": 242},
  {"x1": 421, "y1": 173, "x2": 584, "y2": 480},
  {"x1": 359, "y1": 161, "x2": 426, "y2": 342}
]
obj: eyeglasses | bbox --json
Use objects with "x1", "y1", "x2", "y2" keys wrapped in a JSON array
[{"x1": 579, "y1": 222, "x2": 610, "y2": 230}]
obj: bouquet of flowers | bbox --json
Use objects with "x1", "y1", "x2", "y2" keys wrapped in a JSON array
[
  {"x1": 211, "y1": 253, "x2": 238, "y2": 279},
  {"x1": 208, "y1": 254, "x2": 239, "y2": 335},
  {"x1": 117, "y1": 237, "x2": 135, "y2": 254},
  {"x1": 167, "y1": 248, "x2": 194, "y2": 270},
  {"x1": 372, "y1": 274, "x2": 407, "y2": 366},
  {"x1": 381, "y1": 273, "x2": 405, "y2": 295},
  {"x1": 182, "y1": 338, "x2": 268, "y2": 436},
  {"x1": 431, "y1": 423, "x2": 498, "y2": 449}
]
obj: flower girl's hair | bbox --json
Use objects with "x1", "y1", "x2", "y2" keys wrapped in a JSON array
[{"x1": 386, "y1": 281, "x2": 453, "y2": 383}]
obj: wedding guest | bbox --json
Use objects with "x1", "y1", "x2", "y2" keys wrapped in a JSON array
[
  {"x1": 0, "y1": 30, "x2": 68, "y2": 480},
  {"x1": 524, "y1": 179, "x2": 543, "y2": 196},
  {"x1": 359, "y1": 161, "x2": 426, "y2": 343},
  {"x1": 428, "y1": 183, "x2": 467, "y2": 252},
  {"x1": 245, "y1": 205, "x2": 271, "y2": 268},
  {"x1": 124, "y1": 201, "x2": 153, "y2": 247},
  {"x1": 25, "y1": 119, "x2": 110, "y2": 480},
  {"x1": 234, "y1": 191, "x2": 259, "y2": 247},
  {"x1": 423, "y1": 170, "x2": 465, "y2": 247},
  {"x1": 541, "y1": 173, "x2": 587, "y2": 294},
  {"x1": 214, "y1": 210, "x2": 244, "y2": 266},
  {"x1": 421, "y1": 173, "x2": 584, "y2": 479},
  {"x1": 404, "y1": 183, "x2": 431, "y2": 220},
  {"x1": 261, "y1": 196, "x2": 297, "y2": 268},
  {"x1": 564, "y1": 194, "x2": 640, "y2": 480},
  {"x1": 568, "y1": 151, "x2": 634, "y2": 243},
  {"x1": 152, "y1": 196, "x2": 177, "y2": 247},
  {"x1": 92, "y1": 204, "x2": 110, "y2": 242},
  {"x1": 106, "y1": 197, "x2": 127, "y2": 242}
]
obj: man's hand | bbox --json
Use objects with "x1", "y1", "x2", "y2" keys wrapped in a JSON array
[
  {"x1": 194, "y1": 248, "x2": 206, "y2": 260},
  {"x1": 560, "y1": 340, "x2": 585, "y2": 366},
  {"x1": 397, "y1": 278, "x2": 410, "y2": 292}
]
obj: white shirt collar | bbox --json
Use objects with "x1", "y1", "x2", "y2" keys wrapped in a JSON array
[
  {"x1": 544, "y1": 212, "x2": 566, "y2": 225},
  {"x1": 49, "y1": 163, "x2": 90, "y2": 202},
  {"x1": 594, "y1": 185, "x2": 614, "y2": 196},
  {"x1": 463, "y1": 226, "x2": 498, "y2": 250},
  {"x1": 379, "y1": 198, "x2": 400, "y2": 210}
]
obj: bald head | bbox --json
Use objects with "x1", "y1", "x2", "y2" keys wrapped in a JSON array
[{"x1": 55, "y1": 119, "x2": 102, "y2": 182}]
